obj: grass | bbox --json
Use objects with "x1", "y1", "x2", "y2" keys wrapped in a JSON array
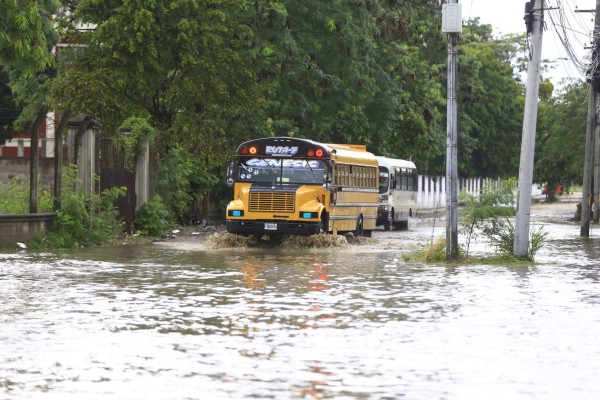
[{"x1": 402, "y1": 237, "x2": 536, "y2": 266}]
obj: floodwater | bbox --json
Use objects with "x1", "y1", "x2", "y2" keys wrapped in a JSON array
[{"x1": 2, "y1": 215, "x2": 600, "y2": 399}]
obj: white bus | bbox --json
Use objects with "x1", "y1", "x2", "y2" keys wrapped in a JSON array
[{"x1": 375, "y1": 156, "x2": 418, "y2": 230}]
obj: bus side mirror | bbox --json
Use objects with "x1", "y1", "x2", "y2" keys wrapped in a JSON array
[
  {"x1": 325, "y1": 163, "x2": 333, "y2": 184},
  {"x1": 226, "y1": 159, "x2": 234, "y2": 187},
  {"x1": 323, "y1": 162, "x2": 333, "y2": 185}
]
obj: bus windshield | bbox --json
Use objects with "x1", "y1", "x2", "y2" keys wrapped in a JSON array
[
  {"x1": 378, "y1": 167, "x2": 389, "y2": 194},
  {"x1": 238, "y1": 157, "x2": 326, "y2": 185}
]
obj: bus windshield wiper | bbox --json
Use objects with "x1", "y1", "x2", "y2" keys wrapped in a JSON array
[{"x1": 304, "y1": 159, "x2": 317, "y2": 181}]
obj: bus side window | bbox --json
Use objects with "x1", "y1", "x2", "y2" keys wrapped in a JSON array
[
  {"x1": 395, "y1": 168, "x2": 402, "y2": 190},
  {"x1": 408, "y1": 169, "x2": 419, "y2": 192},
  {"x1": 342, "y1": 164, "x2": 348, "y2": 186},
  {"x1": 402, "y1": 168, "x2": 408, "y2": 190},
  {"x1": 359, "y1": 166, "x2": 363, "y2": 188}
]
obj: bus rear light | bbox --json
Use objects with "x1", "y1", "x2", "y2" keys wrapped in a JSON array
[
  {"x1": 315, "y1": 149, "x2": 324, "y2": 157},
  {"x1": 249, "y1": 146, "x2": 257, "y2": 154},
  {"x1": 307, "y1": 149, "x2": 315, "y2": 157},
  {"x1": 240, "y1": 147, "x2": 249, "y2": 155}
]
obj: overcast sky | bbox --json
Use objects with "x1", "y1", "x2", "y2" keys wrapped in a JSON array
[{"x1": 461, "y1": 0, "x2": 596, "y2": 85}]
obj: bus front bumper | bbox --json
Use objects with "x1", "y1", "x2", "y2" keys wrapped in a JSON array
[{"x1": 226, "y1": 220, "x2": 321, "y2": 236}]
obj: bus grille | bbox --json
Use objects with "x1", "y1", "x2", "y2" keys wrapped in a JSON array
[{"x1": 249, "y1": 192, "x2": 295, "y2": 212}]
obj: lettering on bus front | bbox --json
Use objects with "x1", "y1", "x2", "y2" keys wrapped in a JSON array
[{"x1": 238, "y1": 157, "x2": 325, "y2": 184}]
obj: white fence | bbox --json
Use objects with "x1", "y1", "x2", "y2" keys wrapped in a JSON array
[
  {"x1": 418, "y1": 175, "x2": 485, "y2": 209},
  {"x1": 416, "y1": 176, "x2": 543, "y2": 209}
]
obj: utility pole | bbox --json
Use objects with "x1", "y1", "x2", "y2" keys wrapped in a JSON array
[
  {"x1": 442, "y1": 0, "x2": 461, "y2": 260},
  {"x1": 580, "y1": 0, "x2": 600, "y2": 237},
  {"x1": 514, "y1": 0, "x2": 544, "y2": 258}
]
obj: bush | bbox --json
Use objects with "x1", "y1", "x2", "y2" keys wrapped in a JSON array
[
  {"x1": 133, "y1": 194, "x2": 171, "y2": 236},
  {"x1": 28, "y1": 167, "x2": 126, "y2": 249},
  {"x1": 403, "y1": 237, "x2": 452, "y2": 263},
  {"x1": 0, "y1": 177, "x2": 53, "y2": 213},
  {"x1": 460, "y1": 178, "x2": 516, "y2": 256},
  {"x1": 155, "y1": 147, "x2": 217, "y2": 224},
  {"x1": 487, "y1": 218, "x2": 548, "y2": 261}
]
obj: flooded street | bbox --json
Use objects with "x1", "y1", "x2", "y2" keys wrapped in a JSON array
[{"x1": 2, "y1": 203, "x2": 600, "y2": 399}]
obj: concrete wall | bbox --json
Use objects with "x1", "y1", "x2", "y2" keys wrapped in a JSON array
[
  {"x1": 0, "y1": 213, "x2": 57, "y2": 246},
  {"x1": 0, "y1": 158, "x2": 56, "y2": 189}
]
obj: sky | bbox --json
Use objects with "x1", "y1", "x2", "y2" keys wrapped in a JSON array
[{"x1": 462, "y1": 0, "x2": 596, "y2": 86}]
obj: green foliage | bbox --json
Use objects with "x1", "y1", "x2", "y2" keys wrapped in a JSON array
[
  {"x1": 460, "y1": 178, "x2": 516, "y2": 256},
  {"x1": 419, "y1": 238, "x2": 449, "y2": 263},
  {"x1": 51, "y1": 0, "x2": 258, "y2": 133},
  {"x1": 0, "y1": 69, "x2": 19, "y2": 143},
  {"x1": 28, "y1": 167, "x2": 125, "y2": 249},
  {"x1": 0, "y1": 0, "x2": 59, "y2": 78},
  {"x1": 487, "y1": 218, "x2": 548, "y2": 261},
  {"x1": 155, "y1": 147, "x2": 217, "y2": 224},
  {"x1": 0, "y1": 177, "x2": 53, "y2": 213},
  {"x1": 115, "y1": 116, "x2": 157, "y2": 170},
  {"x1": 133, "y1": 194, "x2": 171, "y2": 236},
  {"x1": 535, "y1": 80, "x2": 588, "y2": 196},
  {"x1": 0, "y1": 0, "x2": 65, "y2": 133},
  {"x1": 457, "y1": 20, "x2": 526, "y2": 177}
]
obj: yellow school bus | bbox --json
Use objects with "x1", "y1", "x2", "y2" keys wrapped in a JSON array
[{"x1": 225, "y1": 137, "x2": 378, "y2": 237}]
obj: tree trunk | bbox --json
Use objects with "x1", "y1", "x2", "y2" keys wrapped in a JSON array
[
  {"x1": 29, "y1": 108, "x2": 49, "y2": 214},
  {"x1": 53, "y1": 110, "x2": 72, "y2": 210}
]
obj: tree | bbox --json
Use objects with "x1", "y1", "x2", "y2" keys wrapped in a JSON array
[
  {"x1": 0, "y1": 0, "x2": 63, "y2": 213},
  {"x1": 50, "y1": 0, "x2": 264, "y2": 210},
  {"x1": 251, "y1": 0, "x2": 447, "y2": 173},
  {"x1": 456, "y1": 19, "x2": 526, "y2": 178},
  {"x1": 535, "y1": 79, "x2": 588, "y2": 200},
  {"x1": 365, "y1": 0, "x2": 447, "y2": 172},
  {"x1": 0, "y1": 70, "x2": 19, "y2": 143}
]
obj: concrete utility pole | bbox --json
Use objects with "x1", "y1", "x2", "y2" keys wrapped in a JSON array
[
  {"x1": 580, "y1": 0, "x2": 600, "y2": 237},
  {"x1": 442, "y1": 0, "x2": 461, "y2": 260},
  {"x1": 514, "y1": 0, "x2": 544, "y2": 258}
]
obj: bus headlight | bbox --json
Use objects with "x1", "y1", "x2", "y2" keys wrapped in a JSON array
[
  {"x1": 300, "y1": 212, "x2": 318, "y2": 219},
  {"x1": 228, "y1": 210, "x2": 244, "y2": 217}
]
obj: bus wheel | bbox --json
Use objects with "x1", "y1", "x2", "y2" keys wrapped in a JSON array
[
  {"x1": 355, "y1": 216, "x2": 364, "y2": 237},
  {"x1": 384, "y1": 214, "x2": 392, "y2": 231},
  {"x1": 388, "y1": 211, "x2": 395, "y2": 231},
  {"x1": 320, "y1": 212, "x2": 329, "y2": 234},
  {"x1": 268, "y1": 234, "x2": 284, "y2": 244}
]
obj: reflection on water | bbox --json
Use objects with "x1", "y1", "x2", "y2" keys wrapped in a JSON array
[{"x1": 2, "y1": 228, "x2": 600, "y2": 399}]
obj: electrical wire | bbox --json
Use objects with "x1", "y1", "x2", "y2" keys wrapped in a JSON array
[{"x1": 546, "y1": 0, "x2": 595, "y2": 79}]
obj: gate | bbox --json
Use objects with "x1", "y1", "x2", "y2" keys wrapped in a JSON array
[{"x1": 97, "y1": 137, "x2": 136, "y2": 231}]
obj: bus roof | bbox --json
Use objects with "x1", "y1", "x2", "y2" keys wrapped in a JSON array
[
  {"x1": 234, "y1": 137, "x2": 377, "y2": 166},
  {"x1": 375, "y1": 156, "x2": 416, "y2": 170},
  {"x1": 325, "y1": 143, "x2": 377, "y2": 166}
]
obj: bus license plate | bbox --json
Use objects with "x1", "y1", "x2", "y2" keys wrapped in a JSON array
[{"x1": 264, "y1": 223, "x2": 277, "y2": 231}]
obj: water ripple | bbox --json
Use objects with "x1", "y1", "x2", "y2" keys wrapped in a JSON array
[{"x1": 2, "y1": 240, "x2": 600, "y2": 399}]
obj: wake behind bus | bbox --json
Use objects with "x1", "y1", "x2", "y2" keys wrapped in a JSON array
[{"x1": 225, "y1": 137, "x2": 379, "y2": 238}]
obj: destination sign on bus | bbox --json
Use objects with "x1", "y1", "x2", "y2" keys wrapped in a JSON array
[{"x1": 265, "y1": 146, "x2": 299, "y2": 156}]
